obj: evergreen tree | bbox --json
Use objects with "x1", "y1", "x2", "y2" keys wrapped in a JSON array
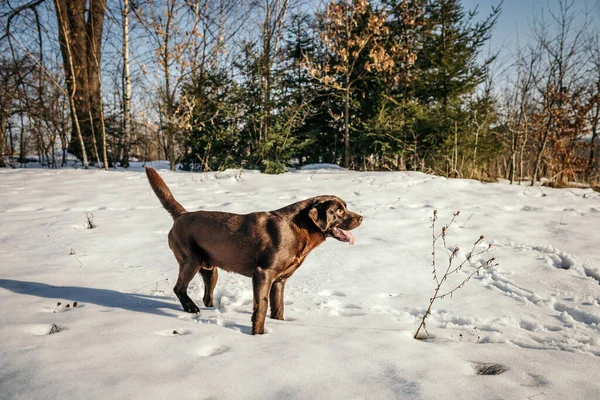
[
  {"x1": 280, "y1": 12, "x2": 321, "y2": 166},
  {"x1": 180, "y1": 69, "x2": 241, "y2": 171},
  {"x1": 409, "y1": 0, "x2": 500, "y2": 174},
  {"x1": 308, "y1": 0, "x2": 400, "y2": 168}
]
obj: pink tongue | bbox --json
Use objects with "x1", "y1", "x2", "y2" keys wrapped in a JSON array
[{"x1": 340, "y1": 229, "x2": 355, "y2": 245}]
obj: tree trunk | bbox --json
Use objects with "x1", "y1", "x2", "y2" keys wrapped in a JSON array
[
  {"x1": 53, "y1": 0, "x2": 106, "y2": 162},
  {"x1": 19, "y1": 111, "x2": 25, "y2": 166},
  {"x1": 162, "y1": 0, "x2": 176, "y2": 171},
  {"x1": 54, "y1": 0, "x2": 90, "y2": 168},
  {"x1": 168, "y1": 135, "x2": 176, "y2": 171},
  {"x1": 0, "y1": 111, "x2": 7, "y2": 167},
  {"x1": 519, "y1": 126, "x2": 528, "y2": 184},
  {"x1": 121, "y1": 0, "x2": 131, "y2": 168},
  {"x1": 9, "y1": 122, "x2": 15, "y2": 162},
  {"x1": 59, "y1": 101, "x2": 68, "y2": 167},
  {"x1": 587, "y1": 101, "x2": 599, "y2": 179},
  {"x1": 508, "y1": 127, "x2": 517, "y2": 184},
  {"x1": 89, "y1": 109, "x2": 101, "y2": 166},
  {"x1": 531, "y1": 115, "x2": 553, "y2": 186},
  {"x1": 99, "y1": 87, "x2": 109, "y2": 170},
  {"x1": 261, "y1": 0, "x2": 271, "y2": 150},
  {"x1": 344, "y1": 87, "x2": 350, "y2": 168}
]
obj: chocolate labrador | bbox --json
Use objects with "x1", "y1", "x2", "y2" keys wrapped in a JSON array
[{"x1": 145, "y1": 167, "x2": 362, "y2": 334}]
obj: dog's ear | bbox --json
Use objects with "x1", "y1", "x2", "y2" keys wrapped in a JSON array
[{"x1": 309, "y1": 201, "x2": 333, "y2": 232}]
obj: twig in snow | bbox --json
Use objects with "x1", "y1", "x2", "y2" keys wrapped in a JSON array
[
  {"x1": 86, "y1": 212, "x2": 95, "y2": 229},
  {"x1": 460, "y1": 213, "x2": 473, "y2": 228},
  {"x1": 70, "y1": 249, "x2": 83, "y2": 267},
  {"x1": 414, "y1": 210, "x2": 498, "y2": 340},
  {"x1": 131, "y1": 278, "x2": 169, "y2": 294},
  {"x1": 559, "y1": 211, "x2": 566, "y2": 226}
]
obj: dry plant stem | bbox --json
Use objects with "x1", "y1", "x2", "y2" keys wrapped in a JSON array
[
  {"x1": 88, "y1": 109, "x2": 101, "y2": 166},
  {"x1": 431, "y1": 210, "x2": 439, "y2": 285},
  {"x1": 414, "y1": 210, "x2": 496, "y2": 340},
  {"x1": 70, "y1": 250, "x2": 83, "y2": 267},
  {"x1": 49, "y1": 324, "x2": 60, "y2": 334},
  {"x1": 86, "y1": 212, "x2": 94, "y2": 229},
  {"x1": 431, "y1": 210, "x2": 459, "y2": 285}
]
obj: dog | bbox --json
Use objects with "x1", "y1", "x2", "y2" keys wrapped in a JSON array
[{"x1": 145, "y1": 167, "x2": 362, "y2": 334}]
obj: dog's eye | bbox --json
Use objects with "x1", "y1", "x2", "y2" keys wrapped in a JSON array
[{"x1": 336, "y1": 208, "x2": 344, "y2": 215}]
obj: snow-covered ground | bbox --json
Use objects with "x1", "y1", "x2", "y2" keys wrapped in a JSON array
[{"x1": 1, "y1": 163, "x2": 600, "y2": 399}]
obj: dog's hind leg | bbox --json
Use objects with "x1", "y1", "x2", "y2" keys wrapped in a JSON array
[
  {"x1": 170, "y1": 240, "x2": 203, "y2": 313},
  {"x1": 199, "y1": 267, "x2": 218, "y2": 307},
  {"x1": 169, "y1": 231, "x2": 206, "y2": 313},
  {"x1": 269, "y1": 279, "x2": 286, "y2": 320},
  {"x1": 173, "y1": 257, "x2": 202, "y2": 313}
]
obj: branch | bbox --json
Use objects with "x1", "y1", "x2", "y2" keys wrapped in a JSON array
[
  {"x1": 2, "y1": 0, "x2": 46, "y2": 41},
  {"x1": 0, "y1": 24, "x2": 66, "y2": 96},
  {"x1": 438, "y1": 257, "x2": 497, "y2": 300}
]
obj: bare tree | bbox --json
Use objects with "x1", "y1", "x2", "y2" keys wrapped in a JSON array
[
  {"x1": 506, "y1": 42, "x2": 541, "y2": 184},
  {"x1": 530, "y1": 0, "x2": 591, "y2": 185},
  {"x1": 257, "y1": 0, "x2": 290, "y2": 155},
  {"x1": 586, "y1": 33, "x2": 600, "y2": 181},
  {"x1": 0, "y1": 56, "x2": 24, "y2": 167},
  {"x1": 135, "y1": 0, "x2": 190, "y2": 170},
  {"x1": 134, "y1": 0, "x2": 243, "y2": 170}
]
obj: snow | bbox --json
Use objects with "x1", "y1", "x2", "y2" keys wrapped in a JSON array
[{"x1": 1, "y1": 162, "x2": 600, "y2": 399}]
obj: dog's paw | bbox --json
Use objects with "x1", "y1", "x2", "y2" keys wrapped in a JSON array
[
  {"x1": 184, "y1": 303, "x2": 201, "y2": 314},
  {"x1": 251, "y1": 327, "x2": 265, "y2": 335}
]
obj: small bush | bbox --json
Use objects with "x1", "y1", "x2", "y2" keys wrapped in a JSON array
[
  {"x1": 414, "y1": 210, "x2": 497, "y2": 339},
  {"x1": 261, "y1": 160, "x2": 287, "y2": 174}
]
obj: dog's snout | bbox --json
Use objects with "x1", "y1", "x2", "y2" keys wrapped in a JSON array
[{"x1": 356, "y1": 215, "x2": 363, "y2": 224}]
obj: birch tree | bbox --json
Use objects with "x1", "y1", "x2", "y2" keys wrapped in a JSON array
[{"x1": 121, "y1": 0, "x2": 132, "y2": 167}]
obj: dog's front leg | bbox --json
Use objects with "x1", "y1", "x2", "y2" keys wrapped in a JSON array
[
  {"x1": 251, "y1": 268, "x2": 275, "y2": 335},
  {"x1": 269, "y1": 279, "x2": 286, "y2": 320}
]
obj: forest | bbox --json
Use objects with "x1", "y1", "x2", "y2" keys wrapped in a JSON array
[{"x1": 1, "y1": 0, "x2": 598, "y2": 185}]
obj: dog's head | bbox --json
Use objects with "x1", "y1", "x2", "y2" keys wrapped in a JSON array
[{"x1": 308, "y1": 196, "x2": 362, "y2": 245}]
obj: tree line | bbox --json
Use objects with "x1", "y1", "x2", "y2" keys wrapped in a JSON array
[{"x1": 1, "y1": 0, "x2": 598, "y2": 186}]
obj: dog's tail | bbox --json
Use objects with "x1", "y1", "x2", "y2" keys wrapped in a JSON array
[{"x1": 145, "y1": 167, "x2": 187, "y2": 220}]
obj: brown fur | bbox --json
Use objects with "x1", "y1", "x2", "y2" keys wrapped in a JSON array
[{"x1": 145, "y1": 167, "x2": 362, "y2": 334}]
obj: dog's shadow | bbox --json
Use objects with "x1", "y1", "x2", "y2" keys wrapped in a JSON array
[
  {"x1": 0, "y1": 279, "x2": 256, "y2": 334},
  {"x1": 0, "y1": 279, "x2": 183, "y2": 318}
]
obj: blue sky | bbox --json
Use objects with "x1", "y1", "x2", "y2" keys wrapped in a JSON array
[{"x1": 461, "y1": 0, "x2": 599, "y2": 60}]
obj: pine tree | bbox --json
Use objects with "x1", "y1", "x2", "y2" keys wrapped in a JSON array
[
  {"x1": 409, "y1": 0, "x2": 500, "y2": 174},
  {"x1": 180, "y1": 69, "x2": 241, "y2": 172}
]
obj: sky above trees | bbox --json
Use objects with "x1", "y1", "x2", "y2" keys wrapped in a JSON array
[{"x1": 463, "y1": 0, "x2": 599, "y2": 63}]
